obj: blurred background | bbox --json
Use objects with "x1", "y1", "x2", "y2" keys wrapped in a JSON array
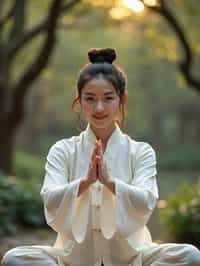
[{"x1": 0, "y1": 0, "x2": 200, "y2": 259}]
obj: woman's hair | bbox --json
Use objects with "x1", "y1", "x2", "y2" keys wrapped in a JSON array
[{"x1": 72, "y1": 48, "x2": 128, "y2": 129}]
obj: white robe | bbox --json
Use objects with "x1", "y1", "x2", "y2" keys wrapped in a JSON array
[
  {"x1": 40, "y1": 124, "x2": 159, "y2": 266},
  {"x1": 2, "y1": 124, "x2": 200, "y2": 266}
]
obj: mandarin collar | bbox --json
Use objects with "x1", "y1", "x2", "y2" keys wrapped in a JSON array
[{"x1": 83, "y1": 123, "x2": 123, "y2": 157}]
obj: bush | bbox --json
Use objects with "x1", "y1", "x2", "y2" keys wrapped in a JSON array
[
  {"x1": 16, "y1": 179, "x2": 46, "y2": 227},
  {"x1": 0, "y1": 173, "x2": 20, "y2": 234},
  {"x1": 160, "y1": 180, "x2": 200, "y2": 247},
  {"x1": 14, "y1": 150, "x2": 45, "y2": 180},
  {"x1": 0, "y1": 171, "x2": 46, "y2": 235}
]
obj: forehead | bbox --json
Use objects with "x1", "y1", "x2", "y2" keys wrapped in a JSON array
[{"x1": 82, "y1": 77, "x2": 117, "y2": 95}]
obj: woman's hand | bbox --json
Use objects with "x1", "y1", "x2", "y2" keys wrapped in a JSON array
[
  {"x1": 86, "y1": 141, "x2": 99, "y2": 185},
  {"x1": 95, "y1": 140, "x2": 110, "y2": 184},
  {"x1": 78, "y1": 139, "x2": 115, "y2": 197},
  {"x1": 78, "y1": 143, "x2": 99, "y2": 196},
  {"x1": 95, "y1": 140, "x2": 115, "y2": 194},
  {"x1": 86, "y1": 138, "x2": 109, "y2": 185}
]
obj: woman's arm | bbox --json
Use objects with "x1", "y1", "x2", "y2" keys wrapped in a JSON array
[
  {"x1": 77, "y1": 178, "x2": 91, "y2": 196},
  {"x1": 41, "y1": 140, "x2": 90, "y2": 243},
  {"x1": 100, "y1": 142, "x2": 158, "y2": 239}
]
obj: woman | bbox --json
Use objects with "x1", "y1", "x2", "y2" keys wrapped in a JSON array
[{"x1": 2, "y1": 48, "x2": 200, "y2": 266}]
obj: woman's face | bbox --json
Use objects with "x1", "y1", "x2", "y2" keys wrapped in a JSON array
[{"x1": 80, "y1": 77, "x2": 120, "y2": 131}]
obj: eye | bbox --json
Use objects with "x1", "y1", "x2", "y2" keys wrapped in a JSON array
[
  {"x1": 85, "y1": 97, "x2": 95, "y2": 101},
  {"x1": 105, "y1": 97, "x2": 114, "y2": 101}
]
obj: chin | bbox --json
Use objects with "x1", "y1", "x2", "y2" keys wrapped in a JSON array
[{"x1": 90, "y1": 120, "x2": 114, "y2": 130}]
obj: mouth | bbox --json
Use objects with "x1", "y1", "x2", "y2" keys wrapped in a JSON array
[{"x1": 93, "y1": 115, "x2": 108, "y2": 120}]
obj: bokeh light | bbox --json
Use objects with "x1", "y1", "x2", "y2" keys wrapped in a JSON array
[{"x1": 122, "y1": 0, "x2": 145, "y2": 13}]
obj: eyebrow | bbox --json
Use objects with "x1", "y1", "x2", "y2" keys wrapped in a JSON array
[{"x1": 83, "y1": 91, "x2": 115, "y2": 96}]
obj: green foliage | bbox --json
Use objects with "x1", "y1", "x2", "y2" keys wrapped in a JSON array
[
  {"x1": 158, "y1": 145, "x2": 200, "y2": 170},
  {"x1": 0, "y1": 173, "x2": 19, "y2": 234},
  {"x1": 160, "y1": 180, "x2": 200, "y2": 247},
  {"x1": 16, "y1": 179, "x2": 45, "y2": 227},
  {"x1": 14, "y1": 150, "x2": 45, "y2": 180},
  {"x1": 0, "y1": 171, "x2": 45, "y2": 235}
]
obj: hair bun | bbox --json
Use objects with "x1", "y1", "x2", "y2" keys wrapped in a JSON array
[{"x1": 88, "y1": 48, "x2": 116, "y2": 64}]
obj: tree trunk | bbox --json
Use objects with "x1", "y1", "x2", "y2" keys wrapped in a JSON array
[{"x1": 0, "y1": 121, "x2": 15, "y2": 175}]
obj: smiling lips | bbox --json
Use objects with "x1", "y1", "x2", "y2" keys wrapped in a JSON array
[{"x1": 93, "y1": 115, "x2": 108, "y2": 120}]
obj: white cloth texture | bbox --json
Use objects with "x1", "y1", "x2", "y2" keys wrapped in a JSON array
[
  {"x1": 2, "y1": 243, "x2": 200, "y2": 266},
  {"x1": 1, "y1": 124, "x2": 200, "y2": 266}
]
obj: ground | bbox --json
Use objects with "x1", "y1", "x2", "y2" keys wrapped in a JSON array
[{"x1": 0, "y1": 228, "x2": 56, "y2": 264}]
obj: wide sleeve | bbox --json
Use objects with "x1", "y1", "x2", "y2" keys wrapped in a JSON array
[
  {"x1": 40, "y1": 141, "x2": 90, "y2": 243},
  {"x1": 101, "y1": 142, "x2": 158, "y2": 239}
]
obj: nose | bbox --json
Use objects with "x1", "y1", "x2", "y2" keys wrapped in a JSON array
[{"x1": 94, "y1": 101, "x2": 104, "y2": 112}]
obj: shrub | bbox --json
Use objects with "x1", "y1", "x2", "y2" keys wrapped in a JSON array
[
  {"x1": 160, "y1": 180, "x2": 200, "y2": 247},
  {"x1": 16, "y1": 179, "x2": 46, "y2": 227},
  {"x1": 0, "y1": 171, "x2": 46, "y2": 235},
  {"x1": 14, "y1": 151, "x2": 45, "y2": 180},
  {"x1": 0, "y1": 173, "x2": 19, "y2": 234}
]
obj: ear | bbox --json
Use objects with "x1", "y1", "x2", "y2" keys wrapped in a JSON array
[
  {"x1": 72, "y1": 95, "x2": 81, "y2": 112},
  {"x1": 121, "y1": 90, "x2": 128, "y2": 104}
]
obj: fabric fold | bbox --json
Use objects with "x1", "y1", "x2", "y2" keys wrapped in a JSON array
[
  {"x1": 100, "y1": 142, "x2": 158, "y2": 240},
  {"x1": 100, "y1": 185, "x2": 116, "y2": 239},
  {"x1": 40, "y1": 141, "x2": 90, "y2": 243},
  {"x1": 72, "y1": 188, "x2": 90, "y2": 243}
]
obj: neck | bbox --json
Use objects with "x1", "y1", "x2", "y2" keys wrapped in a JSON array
[{"x1": 90, "y1": 123, "x2": 116, "y2": 150}]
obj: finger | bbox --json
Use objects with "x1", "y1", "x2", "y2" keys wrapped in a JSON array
[
  {"x1": 89, "y1": 161, "x2": 95, "y2": 171},
  {"x1": 102, "y1": 159, "x2": 107, "y2": 171},
  {"x1": 95, "y1": 140, "x2": 100, "y2": 156},
  {"x1": 96, "y1": 155, "x2": 103, "y2": 176},
  {"x1": 91, "y1": 145, "x2": 98, "y2": 161},
  {"x1": 99, "y1": 142, "x2": 103, "y2": 156},
  {"x1": 95, "y1": 156, "x2": 100, "y2": 179},
  {"x1": 96, "y1": 156, "x2": 105, "y2": 183},
  {"x1": 96, "y1": 139, "x2": 102, "y2": 155},
  {"x1": 95, "y1": 155, "x2": 101, "y2": 160},
  {"x1": 98, "y1": 139, "x2": 103, "y2": 157}
]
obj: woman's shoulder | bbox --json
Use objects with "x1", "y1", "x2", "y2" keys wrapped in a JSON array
[
  {"x1": 47, "y1": 134, "x2": 82, "y2": 156},
  {"x1": 124, "y1": 134, "x2": 156, "y2": 157}
]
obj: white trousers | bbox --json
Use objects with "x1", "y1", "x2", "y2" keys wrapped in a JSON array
[{"x1": 1, "y1": 243, "x2": 200, "y2": 266}]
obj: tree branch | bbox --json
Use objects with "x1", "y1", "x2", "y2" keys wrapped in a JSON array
[
  {"x1": 7, "y1": 0, "x2": 81, "y2": 62},
  {"x1": 8, "y1": 0, "x2": 25, "y2": 42},
  {"x1": 9, "y1": 0, "x2": 80, "y2": 129},
  {"x1": 140, "y1": 0, "x2": 200, "y2": 93},
  {"x1": 0, "y1": 1, "x2": 17, "y2": 28}
]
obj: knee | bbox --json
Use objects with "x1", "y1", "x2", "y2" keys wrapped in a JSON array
[
  {"x1": 184, "y1": 244, "x2": 200, "y2": 266},
  {"x1": 1, "y1": 247, "x2": 22, "y2": 266}
]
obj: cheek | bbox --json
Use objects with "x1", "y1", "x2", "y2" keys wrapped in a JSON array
[
  {"x1": 110, "y1": 101, "x2": 120, "y2": 113},
  {"x1": 81, "y1": 102, "x2": 92, "y2": 115}
]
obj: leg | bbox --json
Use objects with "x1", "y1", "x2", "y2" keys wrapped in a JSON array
[
  {"x1": 1, "y1": 245, "x2": 69, "y2": 266},
  {"x1": 142, "y1": 243, "x2": 200, "y2": 266}
]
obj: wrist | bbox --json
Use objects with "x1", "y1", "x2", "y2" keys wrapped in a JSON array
[
  {"x1": 82, "y1": 178, "x2": 91, "y2": 187},
  {"x1": 103, "y1": 179, "x2": 115, "y2": 194},
  {"x1": 78, "y1": 178, "x2": 91, "y2": 197}
]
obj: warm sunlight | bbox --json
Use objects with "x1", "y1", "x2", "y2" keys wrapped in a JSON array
[
  {"x1": 109, "y1": 0, "x2": 158, "y2": 20},
  {"x1": 110, "y1": 7, "x2": 132, "y2": 20},
  {"x1": 122, "y1": 0, "x2": 144, "y2": 13},
  {"x1": 144, "y1": 0, "x2": 157, "y2": 6}
]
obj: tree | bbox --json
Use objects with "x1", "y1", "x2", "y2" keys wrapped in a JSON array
[
  {"x1": 0, "y1": 0, "x2": 80, "y2": 174},
  {"x1": 140, "y1": 0, "x2": 200, "y2": 94}
]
